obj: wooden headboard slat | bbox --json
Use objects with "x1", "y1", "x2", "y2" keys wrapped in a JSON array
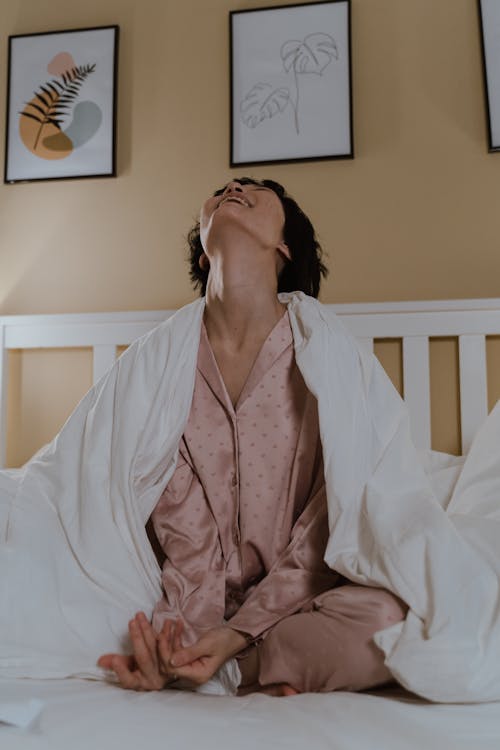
[
  {"x1": 459, "y1": 335, "x2": 488, "y2": 454},
  {"x1": 402, "y1": 336, "x2": 431, "y2": 450}
]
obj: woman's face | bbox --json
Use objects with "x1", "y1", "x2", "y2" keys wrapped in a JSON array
[{"x1": 199, "y1": 181, "x2": 288, "y2": 259}]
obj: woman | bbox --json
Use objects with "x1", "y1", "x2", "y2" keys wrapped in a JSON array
[{"x1": 98, "y1": 178, "x2": 407, "y2": 696}]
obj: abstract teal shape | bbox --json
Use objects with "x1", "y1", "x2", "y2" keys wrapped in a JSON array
[{"x1": 43, "y1": 101, "x2": 103, "y2": 151}]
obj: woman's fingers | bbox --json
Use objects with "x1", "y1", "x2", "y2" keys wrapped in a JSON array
[
  {"x1": 170, "y1": 629, "x2": 207, "y2": 668},
  {"x1": 170, "y1": 619, "x2": 194, "y2": 665},
  {"x1": 98, "y1": 615, "x2": 171, "y2": 692},
  {"x1": 158, "y1": 620, "x2": 174, "y2": 673},
  {"x1": 98, "y1": 653, "x2": 135, "y2": 671},
  {"x1": 173, "y1": 619, "x2": 184, "y2": 653},
  {"x1": 136, "y1": 612, "x2": 158, "y2": 661},
  {"x1": 168, "y1": 656, "x2": 214, "y2": 685},
  {"x1": 110, "y1": 655, "x2": 141, "y2": 690},
  {"x1": 129, "y1": 617, "x2": 159, "y2": 682},
  {"x1": 160, "y1": 618, "x2": 173, "y2": 642},
  {"x1": 99, "y1": 616, "x2": 198, "y2": 690},
  {"x1": 158, "y1": 620, "x2": 190, "y2": 685},
  {"x1": 97, "y1": 653, "x2": 115, "y2": 669}
]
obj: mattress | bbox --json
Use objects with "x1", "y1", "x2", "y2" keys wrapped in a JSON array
[{"x1": 1, "y1": 677, "x2": 499, "y2": 750}]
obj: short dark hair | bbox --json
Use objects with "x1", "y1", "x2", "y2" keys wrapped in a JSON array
[{"x1": 186, "y1": 177, "x2": 329, "y2": 298}]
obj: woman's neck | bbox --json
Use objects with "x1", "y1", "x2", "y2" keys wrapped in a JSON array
[
  {"x1": 203, "y1": 285, "x2": 286, "y2": 354},
  {"x1": 201, "y1": 230, "x2": 288, "y2": 352}
]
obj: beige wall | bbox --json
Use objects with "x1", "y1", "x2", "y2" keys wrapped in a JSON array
[{"x1": 1, "y1": 0, "x2": 500, "y2": 465}]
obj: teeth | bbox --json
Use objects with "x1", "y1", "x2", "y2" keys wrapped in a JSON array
[{"x1": 220, "y1": 196, "x2": 248, "y2": 207}]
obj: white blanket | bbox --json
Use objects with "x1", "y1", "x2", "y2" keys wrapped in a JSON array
[{"x1": 0, "y1": 291, "x2": 499, "y2": 702}]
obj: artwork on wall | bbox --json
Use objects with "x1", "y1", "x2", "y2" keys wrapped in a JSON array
[
  {"x1": 4, "y1": 26, "x2": 119, "y2": 183},
  {"x1": 478, "y1": 0, "x2": 500, "y2": 151},
  {"x1": 229, "y1": 0, "x2": 352, "y2": 167}
]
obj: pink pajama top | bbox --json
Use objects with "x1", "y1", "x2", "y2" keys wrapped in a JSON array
[{"x1": 150, "y1": 309, "x2": 339, "y2": 647}]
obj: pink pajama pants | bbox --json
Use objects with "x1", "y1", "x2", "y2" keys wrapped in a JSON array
[{"x1": 237, "y1": 585, "x2": 408, "y2": 694}]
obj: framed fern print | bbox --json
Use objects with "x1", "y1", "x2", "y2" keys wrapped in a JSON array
[
  {"x1": 230, "y1": 0, "x2": 352, "y2": 166},
  {"x1": 4, "y1": 26, "x2": 118, "y2": 183}
]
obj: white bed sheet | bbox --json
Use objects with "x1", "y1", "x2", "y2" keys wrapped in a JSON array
[{"x1": 1, "y1": 678, "x2": 499, "y2": 750}]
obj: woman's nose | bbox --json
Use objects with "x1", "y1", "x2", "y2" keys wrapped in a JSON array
[{"x1": 223, "y1": 181, "x2": 243, "y2": 195}]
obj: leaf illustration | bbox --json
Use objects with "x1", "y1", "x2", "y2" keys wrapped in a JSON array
[
  {"x1": 281, "y1": 33, "x2": 338, "y2": 75},
  {"x1": 240, "y1": 83, "x2": 290, "y2": 128},
  {"x1": 18, "y1": 111, "x2": 44, "y2": 125},
  {"x1": 19, "y1": 63, "x2": 96, "y2": 152}
]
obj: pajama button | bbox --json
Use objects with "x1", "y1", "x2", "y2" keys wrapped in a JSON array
[{"x1": 231, "y1": 475, "x2": 238, "y2": 487}]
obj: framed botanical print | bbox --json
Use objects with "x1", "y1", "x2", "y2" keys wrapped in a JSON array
[
  {"x1": 4, "y1": 25, "x2": 119, "y2": 183},
  {"x1": 230, "y1": 1, "x2": 353, "y2": 166}
]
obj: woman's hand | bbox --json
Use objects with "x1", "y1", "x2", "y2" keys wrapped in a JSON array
[
  {"x1": 97, "y1": 612, "x2": 181, "y2": 691},
  {"x1": 163, "y1": 625, "x2": 248, "y2": 686}
]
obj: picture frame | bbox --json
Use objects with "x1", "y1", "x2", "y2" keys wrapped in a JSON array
[
  {"x1": 478, "y1": 0, "x2": 500, "y2": 151},
  {"x1": 229, "y1": 0, "x2": 353, "y2": 167},
  {"x1": 4, "y1": 25, "x2": 119, "y2": 183}
]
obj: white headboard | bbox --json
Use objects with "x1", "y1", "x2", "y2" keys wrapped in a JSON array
[{"x1": 1, "y1": 298, "x2": 500, "y2": 469}]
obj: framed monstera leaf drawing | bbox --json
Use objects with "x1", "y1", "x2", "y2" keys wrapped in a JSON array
[
  {"x1": 478, "y1": 0, "x2": 500, "y2": 151},
  {"x1": 230, "y1": 1, "x2": 352, "y2": 166},
  {"x1": 4, "y1": 26, "x2": 118, "y2": 183}
]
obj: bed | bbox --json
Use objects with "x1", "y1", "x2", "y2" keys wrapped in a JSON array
[{"x1": 1, "y1": 297, "x2": 500, "y2": 749}]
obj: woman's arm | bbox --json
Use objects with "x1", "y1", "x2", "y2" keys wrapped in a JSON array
[
  {"x1": 224, "y1": 474, "x2": 339, "y2": 643},
  {"x1": 150, "y1": 449, "x2": 227, "y2": 646}
]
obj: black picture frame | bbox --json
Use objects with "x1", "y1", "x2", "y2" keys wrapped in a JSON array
[
  {"x1": 229, "y1": 0, "x2": 353, "y2": 167},
  {"x1": 478, "y1": 0, "x2": 500, "y2": 152},
  {"x1": 4, "y1": 25, "x2": 119, "y2": 183}
]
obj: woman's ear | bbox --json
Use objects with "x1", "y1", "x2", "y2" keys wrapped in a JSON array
[
  {"x1": 199, "y1": 253, "x2": 210, "y2": 270},
  {"x1": 275, "y1": 242, "x2": 291, "y2": 277},
  {"x1": 276, "y1": 241, "x2": 291, "y2": 262}
]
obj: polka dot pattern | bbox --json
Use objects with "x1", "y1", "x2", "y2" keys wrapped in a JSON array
[{"x1": 151, "y1": 310, "x2": 330, "y2": 641}]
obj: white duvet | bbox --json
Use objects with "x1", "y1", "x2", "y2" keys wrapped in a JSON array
[{"x1": 0, "y1": 291, "x2": 499, "y2": 702}]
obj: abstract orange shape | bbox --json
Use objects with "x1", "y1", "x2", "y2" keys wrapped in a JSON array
[
  {"x1": 19, "y1": 96, "x2": 73, "y2": 160},
  {"x1": 42, "y1": 130, "x2": 74, "y2": 154},
  {"x1": 47, "y1": 52, "x2": 76, "y2": 76}
]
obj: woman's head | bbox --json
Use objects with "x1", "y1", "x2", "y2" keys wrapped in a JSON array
[{"x1": 187, "y1": 177, "x2": 329, "y2": 298}]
